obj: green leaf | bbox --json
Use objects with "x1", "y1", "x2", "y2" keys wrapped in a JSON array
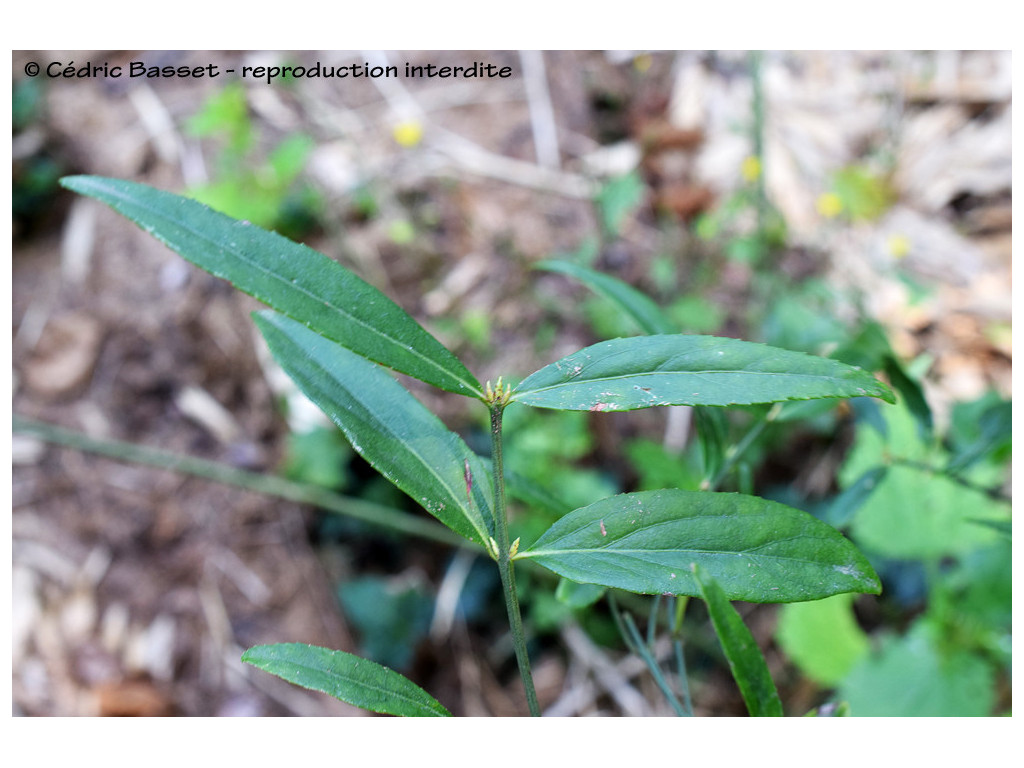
[
  {"x1": 692, "y1": 564, "x2": 783, "y2": 716},
  {"x1": 947, "y1": 400, "x2": 1011, "y2": 474},
  {"x1": 775, "y1": 593, "x2": 870, "y2": 686},
  {"x1": 536, "y1": 259, "x2": 675, "y2": 335},
  {"x1": 837, "y1": 623, "x2": 995, "y2": 716},
  {"x1": 760, "y1": 293, "x2": 846, "y2": 354},
  {"x1": 186, "y1": 82, "x2": 253, "y2": 155},
  {"x1": 267, "y1": 133, "x2": 315, "y2": 182},
  {"x1": 939, "y1": 540, "x2": 1011, "y2": 642},
  {"x1": 241, "y1": 643, "x2": 451, "y2": 717},
  {"x1": 59, "y1": 175, "x2": 482, "y2": 398},
  {"x1": 969, "y1": 518, "x2": 1011, "y2": 538},
  {"x1": 281, "y1": 426, "x2": 352, "y2": 491},
  {"x1": 517, "y1": 489, "x2": 881, "y2": 603},
  {"x1": 831, "y1": 319, "x2": 893, "y2": 371},
  {"x1": 502, "y1": 469, "x2": 571, "y2": 518},
  {"x1": 624, "y1": 438, "x2": 703, "y2": 492},
  {"x1": 338, "y1": 576, "x2": 434, "y2": 672},
  {"x1": 841, "y1": 402, "x2": 1009, "y2": 558},
  {"x1": 667, "y1": 295, "x2": 725, "y2": 334},
  {"x1": 850, "y1": 396, "x2": 888, "y2": 438},
  {"x1": 255, "y1": 311, "x2": 493, "y2": 547},
  {"x1": 554, "y1": 578, "x2": 606, "y2": 608},
  {"x1": 823, "y1": 465, "x2": 887, "y2": 528},
  {"x1": 850, "y1": 465, "x2": 1007, "y2": 558},
  {"x1": 513, "y1": 335, "x2": 895, "y2": 412},
  {"x1": 883, "y1": 356, "x2": 933, "y2": 440}
]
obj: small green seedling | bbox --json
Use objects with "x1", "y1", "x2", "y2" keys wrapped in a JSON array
[{"x1": 61, "y1": 175, "x2": 895, "y2": 716}]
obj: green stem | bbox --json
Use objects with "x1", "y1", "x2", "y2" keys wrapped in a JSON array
[
  {"x1": 672, "y1": 638, "x2": 694, "y2": 716},
  {"x1": 489, "y1": 404, "x2": 541, "y2": 716},
  {"x1": 671, "y1": 595, "x2": 689, "y2": 636},
  {"x1": 609, "y1": 595, "x2": 690, "y2": 717},
  {"x1": 891, "y1": 455, "x2": 1011, "y2": 502},
  {"x1": 13, "y1": 415, "x2": 468, "y2": 549},
  {"x1": 706, "y1": 403, "x2": 781, "y2": 491},
  {"x1": 749, "y1": 50, "x2": 767, "y2": 244},
  {"x1": 668, "y1": 597, "x2": 694, "y2": 716}
]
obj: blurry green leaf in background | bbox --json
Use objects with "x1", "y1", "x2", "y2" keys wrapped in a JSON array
[
  {"x1": 281, "y1": 426, "x2": 352, "y2": 492},
  {"x1": 186, "y1": 83, "x2": 254, "y2": 156},
  {"x1": 338, "y1": 576, "x2": 434, "y2": 673},
  {"x1": 841, "y1": 401, "x2": 1009, "y2": 559},
  {"x1": 838, "y1": 622, "x2": 995, "y2": 716},
  {"x1": 776, "y1": 593, "x2": 870, "y2": 687},
  {"x1": 186, "y1": 84, "x2": 320, "y2": 236}
]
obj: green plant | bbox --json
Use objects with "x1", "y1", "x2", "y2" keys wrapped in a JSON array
[
  {"x1": 529, "y1": 51, "x2": 1008, "y2": 716},
  {"x1": 60, "y1": 174, "x2": 896, "y2": 717},
  {"x1": 559, "y1": 258, "x2": 1009, "y2": 716},
  {"x1": 776, "y1": 388, "x2": 1011, "y2": 716},
  {"x1": 185, "y1": 83, "x2": 320, "y2": 238}
]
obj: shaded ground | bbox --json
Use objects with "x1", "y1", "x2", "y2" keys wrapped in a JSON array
[{"x1": 12, "y1": 50, "x2": 1011, "y2": 716}]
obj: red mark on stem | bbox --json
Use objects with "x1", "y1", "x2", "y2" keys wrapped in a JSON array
[{"x1": 464, "y1": 459, "x2": 473, "y2": 500}]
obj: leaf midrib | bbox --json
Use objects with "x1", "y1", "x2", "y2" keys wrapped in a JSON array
[
  {"x1": 519, "y1": 546, "x2": 839, "y2": 566},
  {"x1": 521, "y1": 513, "x2": 841, "y2": 565},
  {"x1": 268, "y1": 658, "x2": 443, "y2": 715},
  {"x1": 516, "y1": 367, "x2": 860, "y2": 398},
  {"x1": 292, "y1": 329, "x2": 490, "y2": 544}
]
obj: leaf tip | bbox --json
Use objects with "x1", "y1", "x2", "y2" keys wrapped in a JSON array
[
  {"x1": 873, "y1": 381, "x2": 897, "y2": 405},
  {"x1": 832, "y1": 563, "x2": 882, "y2": 596},
  {"x1": 58, "y1": 174, "x2": 92, "y2": 193}
]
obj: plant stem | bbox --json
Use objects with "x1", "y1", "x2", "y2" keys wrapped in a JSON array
[
  {"x1": 706, "y1": 403, "x2": 781, "y2": 491},
  {"x1": 609, "y1": 595, "x2": 690, "y2": 716},
  {"x1": 749, "y1": 50, "x2": 768, "y2": 246},
  {"x1": 13, "y1": 415, "x2": 468, "y2": 549},
  {"x1": 891, "y1": 455, "x2": 1011, "y2": 502},
  {"x1": 668, "y1": 597, "x2": 694, "y2": 716},
  {"x1": 489, "y1": 403, "x2": 541, "y2": 716}
]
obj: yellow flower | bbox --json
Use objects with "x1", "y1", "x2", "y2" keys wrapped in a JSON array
[
  {"x1": 816, "y1": 192, "x2": 842, "y2": 219},
  {"x1": 887, "y1": 234, "x2": 911, "y2": 259},
  {"x1": 392, "y1": 120, "x2": 424, "y2": 148},
  {"x1": 741, "y1": 155, "x2": 762, "y2": 182},
  {"x1": 633, "y1": 54, "x2": 653, "y2": 73}
]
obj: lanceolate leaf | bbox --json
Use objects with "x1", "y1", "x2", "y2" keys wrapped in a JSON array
[
  {"x1": 256, "y1": 311, "x2": 493, "y2": 547},
  {"x1": 691, "y1": 565, "x2": 783, "y2": 717},
  {"x1": 536, "y1": 259, "x2": 675, "y2": 335},
  {"x1": 513, "y1": 335, "x2": 895, "y2": 412},
  {"x1": 59, "y1": 175, "x2": 482, "y2": 398},
  {"x1": 242, "y1": 643, "x2": 451, "y2": 717},
  {"x1": 517, "y1": 489, "x2": 880, "y2": 603}
]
